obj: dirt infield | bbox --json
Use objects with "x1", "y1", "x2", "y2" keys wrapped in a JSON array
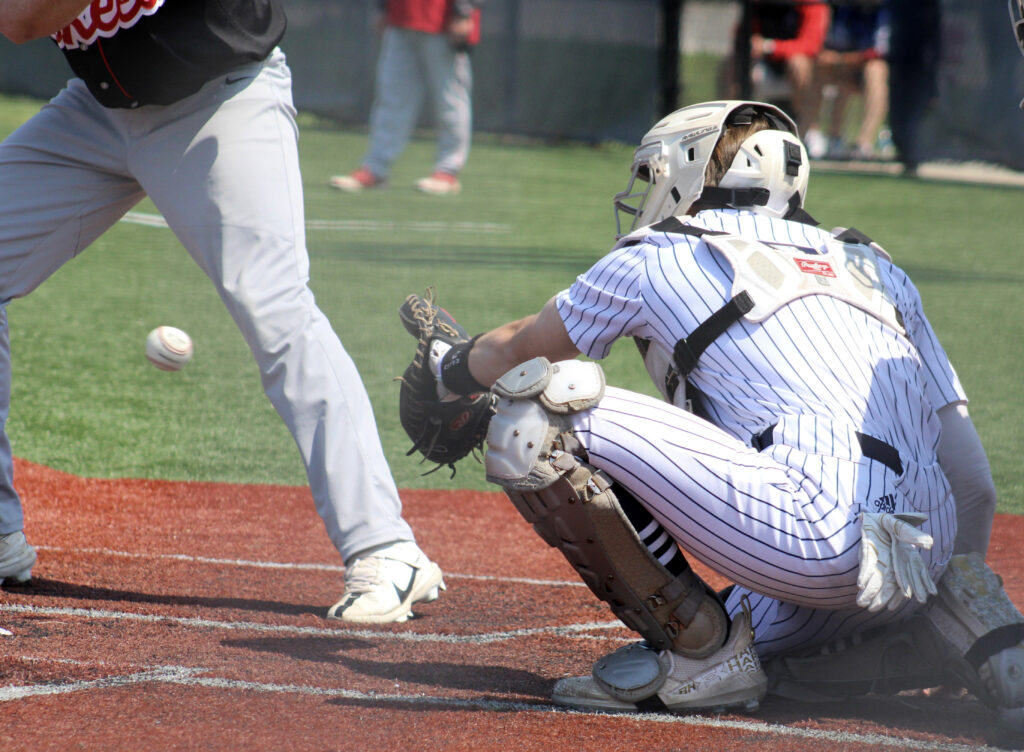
[{"x1": 3, "y1": 458, "x2": 1024, "y2": 751}]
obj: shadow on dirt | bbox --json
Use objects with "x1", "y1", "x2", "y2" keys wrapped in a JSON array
[
  {"x1": 5, "y1": 577, "x2": 323, "y2": 618},
  {"x1": 758, "y1": 693, "x2": 1024, "y2": 750}
]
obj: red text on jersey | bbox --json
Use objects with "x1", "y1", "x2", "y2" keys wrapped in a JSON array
[{"x1": 53, "y1": 0, "x2": 165, "y2": 50}]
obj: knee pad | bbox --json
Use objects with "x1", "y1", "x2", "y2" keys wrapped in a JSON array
[
  {"x1": 484, "y1": 357, "x2": 727, "y2": 659},
  {"x1": 484, "y1": 357, "x2": 599, "y2": 491}
]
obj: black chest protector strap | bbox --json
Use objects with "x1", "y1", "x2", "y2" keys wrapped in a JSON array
[
  {"x1": 673, "y1": 291, "x2": 755, "y2": 378},
  {"x1": 646, "y1": 219, "x2": 756, "y2": 378},
  {"x1": 627, "y1": 218, "x2": 757, "y2": 381},
  {"x1": 648, "y1": 216, "x2": 726, "y2": 237}
]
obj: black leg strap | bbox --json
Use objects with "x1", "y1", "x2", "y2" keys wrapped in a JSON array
[{"x1": 754, "y1": 424, "x2": 903, "y2": 475}]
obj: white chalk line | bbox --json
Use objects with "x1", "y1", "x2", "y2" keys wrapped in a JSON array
[
  {"x1": 121, "y1": 211, "x2": 510, "y2": 235},
  {"x1": 0, "y1": 657, "x2": 995, "y2": 752},
  {"x1": 0, "y1": 602, "x2": 620, "y2": 645},
  {"x1": 33, "y1": 544, "x2": 585, "y2": 589},
  {"x1": 8, "y1": 552, "x2": 998, "y2": 749}
]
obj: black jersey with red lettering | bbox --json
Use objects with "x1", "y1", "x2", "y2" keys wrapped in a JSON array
[{"x1": 54, "y1": 0, "x2": 287, "y2": 108}]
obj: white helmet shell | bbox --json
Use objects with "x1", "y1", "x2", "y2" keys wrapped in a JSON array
[{"x1": 614, "y1": 100, "x2": 806, "y2": 236}]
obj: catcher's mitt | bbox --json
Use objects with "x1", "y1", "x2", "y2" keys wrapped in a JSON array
[{"x1": 397, "y1": 290, "x2": 494, "y2": 476}]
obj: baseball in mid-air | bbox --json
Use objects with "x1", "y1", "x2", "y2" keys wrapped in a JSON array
[{"x1": 145, "y1": 326, "x2": 193, "y2": 371}]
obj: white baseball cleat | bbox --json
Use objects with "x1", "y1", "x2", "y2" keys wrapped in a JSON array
[
  {"x1": 327, "y1": 541, "x2": 445, "y2": 624},
  {"x1": 0, "y1": 531, "x2": 37, "y2": 585},
  {"x1": 551, "y1": 609, "x2": 767, "y2": 714}
]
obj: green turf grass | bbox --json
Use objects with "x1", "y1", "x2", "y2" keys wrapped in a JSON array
[{"x1": 2, "y1": 98, "x2": 1022, "y2": 515}]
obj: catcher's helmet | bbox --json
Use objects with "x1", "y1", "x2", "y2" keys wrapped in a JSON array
[{"x1": 614, "y1": 100, "x2": 810, "y2": 237}]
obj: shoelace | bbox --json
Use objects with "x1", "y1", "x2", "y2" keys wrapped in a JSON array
[{"x1": 344, "y1": 554, "x2": 409, "y2": 594}]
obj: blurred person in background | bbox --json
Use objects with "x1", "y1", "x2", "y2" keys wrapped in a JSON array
[
  {"x1": 1011, "y1": 0, "x2": 1024, "y2": 108},
  {"x1": 802, "y1": 0, "x2": 891, "y2": 161},
  {"x1": 722, "y1": 0, "x2": 830, "y2": 134},
  {"x1": 330, "y1": 0, "x2": 483, "y2": 197},
  {"x1": 887, "y1": 0, "x2": 940, "y2": 175}
]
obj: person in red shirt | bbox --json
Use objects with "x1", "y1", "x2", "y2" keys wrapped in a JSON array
[
  {"x1": 723, "y1": 1, "x2": 829, "y2": 137},
  {"x1": 330, "y1": 0, "x2": 483, "y2": 196}
]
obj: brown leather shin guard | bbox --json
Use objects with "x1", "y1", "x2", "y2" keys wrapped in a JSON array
[{"x1": 505, "y1": 458, "x2": 727, "y2": 659}]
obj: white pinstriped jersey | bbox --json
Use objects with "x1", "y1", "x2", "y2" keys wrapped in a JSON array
[{"x1": 554, "y1": 208, "x2": 965, "y2": 657}]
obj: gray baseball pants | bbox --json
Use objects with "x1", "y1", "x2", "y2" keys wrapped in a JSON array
[{"x1": 0, "y1": 49, "x2": 415, "y2": 564}]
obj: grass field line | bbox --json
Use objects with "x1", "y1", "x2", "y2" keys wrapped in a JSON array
[
  {"x1": 119, "y1": 210, "x2": 512, "y2": 234},
  {"x1": 0, "y1": 657, "x2": 994, "y2": 752},
  {"x1": 0, "y1": 602, "x2": 621, "y2": 644},
  {"x1": 33, "y1": 544, "x2": 585, "y2": 588}
]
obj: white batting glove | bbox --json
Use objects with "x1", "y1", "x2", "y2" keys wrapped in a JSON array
[{"x1": 856, "y1": 512, "x2": 938, "y2": 613}]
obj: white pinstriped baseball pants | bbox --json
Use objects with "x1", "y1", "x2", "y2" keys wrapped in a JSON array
[
  {"x1": 569, "y1": 387, "x2": 956, "y2": 659},
  {"x1": 0, "y1": 50, "x2": 416, "y2": 564}
]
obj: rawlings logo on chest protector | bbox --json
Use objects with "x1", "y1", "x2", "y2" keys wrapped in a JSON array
[
  {"x1": 53, "y1": 0, "x2": 165, "y2": 50},
  {"x1": 795, "y1": 258, "x2": 837, "y2": 278}
]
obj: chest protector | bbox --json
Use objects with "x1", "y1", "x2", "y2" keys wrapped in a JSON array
[
  {"x1": 708, "y1": 233, "x2": 904, "y2": 333},
  {"x1": 636, "y1": 224, "x2": 904, "y2": 409}
]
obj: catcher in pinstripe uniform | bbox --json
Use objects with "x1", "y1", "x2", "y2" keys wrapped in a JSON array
[{"x1": 398, "y1": 101, "x2": 1024, "y2": 724}]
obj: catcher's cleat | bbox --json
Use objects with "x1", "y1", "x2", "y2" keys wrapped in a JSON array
[
  {"x1": 763, "y1": 553, "x2": 1024, "y2": 733},
  {"x1": 327, "y1": 541, "x2": 445, "y2": 624},
  {"x1": 0, "y1": 531, "x2": 37, "y2": 585},
  {"x1": 551, "y1": 608, "x2": 767, "y2": 714}
]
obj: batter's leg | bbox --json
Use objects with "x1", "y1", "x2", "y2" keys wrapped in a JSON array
[
  {"x1": 362, "y1": 27, "x2": 429, "y2": 179},
  {"x1": 0, "y1": 80, "x2": 145, "y2": 535},
  {"x1": 0, "y1": 306, "x2": 15, "y2": 534},
  {"x1": 131, "y1": 51, "x2": 416, "y2": 564}
]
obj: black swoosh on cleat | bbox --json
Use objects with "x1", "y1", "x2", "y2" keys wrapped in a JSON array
[{"x1": 393, "y1": 574, "x2": 417, "y2": 605}]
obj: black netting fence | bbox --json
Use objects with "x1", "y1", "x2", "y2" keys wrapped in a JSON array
[{"x1": 0, "y1": 0, "x2": 1021, "y2": 170}]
